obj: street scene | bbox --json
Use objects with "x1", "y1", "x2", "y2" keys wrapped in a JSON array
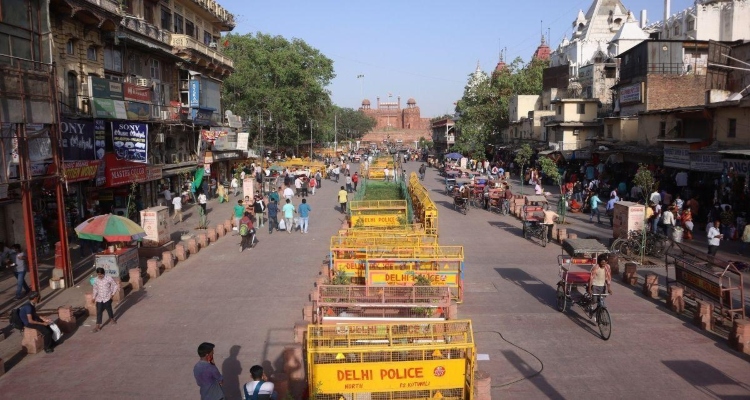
[{"x1": 1, "y1": 0, "x2": 750, "y2": 399}]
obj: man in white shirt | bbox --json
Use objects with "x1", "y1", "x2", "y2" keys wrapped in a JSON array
[
  {"x1": 384, "y1": 167, "x2": 390, "y2": 182},
  {"x1": 231, "y1": 177, "x2": 239, "y2": 197},
  {"x1": 649, "y1": 189, "x2": 661, "y2": 206},
  {"x1": 198, "y1": 190, "x2": 207, "y2": 214},
  {"x1": 661, "y1": 205, "x2": 675, "y2": 238},
  {"x1": 707, "y1": 220, "x2": 723, "y2": 256},
  {"x1": 172, "y1": 196, "x2": 183, "y2": 223},
  {"x1": 294, "y1": 176, "x2": 303, "y2": 197},
  {"x1": 283, "y1": 186, "x2": 295, "y2": 202}
]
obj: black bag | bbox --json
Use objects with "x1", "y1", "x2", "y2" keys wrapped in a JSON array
[{"x1": 9, "y1": 307, "x2": 24, "y2": 332}]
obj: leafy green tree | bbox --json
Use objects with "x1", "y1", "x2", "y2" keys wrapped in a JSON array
[
  {"x1": 539, "y1": 156, "x2": 566, "y2": 222},
  {"x1": 632, "y1": 164, "x2": 654, "y2": 203},
  {"x1": 514, "y1": 143, "x2": 533, "y2": 195},
  {"x1": 222, "y1": 33, "x2": 335, "y2": 148}
]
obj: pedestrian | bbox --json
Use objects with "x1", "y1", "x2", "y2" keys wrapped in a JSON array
[
  {"x1": 253, "y1": 195, "x2": 266, "y2": 228},
  {"x1": 741, "y1": 222, "x2": 750, "y2": 255},
  {"x1": 309, "y1": 176, "x2": 317, "y2": 196},
  {"x1": 298, "y1": 198, "x2": 311, "y2": 234},
  {"x1": 243, "y1": 365, "x2": 276, "y2": 400},
  {"x1": 419, "y1": 164, "x2": 426, "y2": 181},
  {"x1": 681, "y1": 208, "x2": 694, "y2": 240},
  {"x1": 209, "y1": 177, "x2": 217, "y2": 199},
  {"x1": 707, "y1": 220, "x2": 723, "y2": 256},
  {"x1": 282, "y1": 199, "x2": 296, "y2": 234},
  {"x1": 283, "y1": 186, "x2": 295, "y2": 203},
  {"x1": 315, "y1": 170, "x2": 322, "y2": 188},
  {"x1": 542, "y1": 209, "x2": 559, "y2": 241},
  {"x1": 338, "y1": 185, "x2": 348, "y2": 214},
  {"x1": 217, "y1": 184, "x2": 227, "y2": 203},
  {"x1": 7, "y1": 244, "x2": 31, "y2": 300},
  {"x1": 294, "y1": 175, "x2": 303, "y2": 197},
  {"x1": 588, "y1": 255, "x2": 613, "y2": 309},
  {"x1": 589, "y1": 191, "x2": 603, "y2": 224},
  {"x1": 172, "y1": 194, "x2": 183, "y2": 223},
  {"x1": 162, "y1": 186, "x2": 173, "y2": 212},
  {"x1": 661, "y1": 206, "x2": 676, "y2": 239},
  {"x1": 534, "y1": 180, "x2": 543, "y2": 195},
  {"x1": 384, "y1": 167, "x2": 390, "y2": 182},
  {"x1": 231, "y1": 176, "x2": 239, "y2": 197},
  {"x1": 198, "y1": 189, "x2": 208, "y2": 215},
  {"x1": 345, "y1": 173, "x2": 353, "y2": 193},
  {"x1": 267, "y1": 199, "x2": 279, "y2": 234},
  {"x1": 91, "y1": 267, "x2": 118, "y2": 332},
  {"x1": 239, "y1": 212, "x2": 256, "y2": 252},
  {"x1": 19, "y1": 291, "x2": 55, "y2": 353},
  {"x1": 352, "y1": 172, "x2": 359, "y2": 191},
  {"x1": 606, "y1": 194, "x2": 617, "y2": 227},
  {"x1": 233, "y1": 200, "x2": 244, "y2": 232},
  {"x1": 301, "y1": 176, "x2": 309, "y2": 197},
  {"x1": 268, "y1": 187, "x2": 280, "y2": 204},
  {"x1": 193, "y1": 342, "x2": 224, "y2": 400}
]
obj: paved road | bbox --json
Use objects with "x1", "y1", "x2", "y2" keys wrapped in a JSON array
[{"x1": 0, "y1": 162, "x2": 748, "y2": 399}]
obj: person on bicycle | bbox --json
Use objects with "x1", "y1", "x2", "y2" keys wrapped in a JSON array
[{"x1": 588, "y1": 255, "x2": 612, "y2": 308}]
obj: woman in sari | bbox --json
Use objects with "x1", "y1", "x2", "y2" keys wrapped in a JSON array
[{"x1": 681, "y1": 208, "x2": 694, "y2": 240}]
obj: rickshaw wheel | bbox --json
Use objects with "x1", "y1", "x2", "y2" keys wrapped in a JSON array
[
  {"x1": 598, "y1": 308, "x2": 612, "y2": 340},
  {"x1": 522, "y1": 224, "x2": 528, "y2": 238},
  {"x1": 556, "y1": 284, "x2": 567, "y2": 312},
  {"x1": 542, "y1": 229, "x2": 548, "y2": 247}
]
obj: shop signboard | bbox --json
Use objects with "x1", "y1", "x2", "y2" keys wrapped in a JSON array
[
  {"x1": 193, "y1": 108, "x2": 214, "y2": 125},
  {"x1": 619, "y1": 82, "x2": 642, "y2": 104},
  {"x1": 125, "y1": 102, "x2": 151, "y2": 121},
  {"x1": 690, "y1": 153, "x2": 723, "y2": 172},
  {"x1": 189, "y1": 80, "x2": 200, "y2": 107},
  {"x1": 236, "y1": 132, "x2": 249, "y2": 151},
  {"x1": 123, "y1": 83, "x2": 152, "y2": 102},
  {"x1": 93, "y1": 98, "x2": 128, "y2": 119},
  {"x1": 213, "y1": 151, "x2": 242, "y2": 161},
  {"x1": 112, "y1": 122, "x2": 148, "y2": 163},
  {"x1": 94, "y1": 120, "x2": 106, "y2": 159},
  {"x1": 242, "y1": 177, "x2": 254, "y2": 198},
  {"x1": 89, "y1": 76, "x2": 124, "y2": 100},
  {"x1": 108, "y1": 163, "x2": 149, "y2": 187},
  {"x1": 60, "y1": 119, "x2": 95, "y2": 160},
  {"x1": 663, "y1": 145, "x2": 690, "y2": 169},
  {"x1": 723, "y1": 158, "x2": 750, "y2": 174},
  {"x1": 62, "y1": 160, "x2": 100, "y2": 183}
]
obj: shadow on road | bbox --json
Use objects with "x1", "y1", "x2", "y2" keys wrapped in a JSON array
[
  {"x1": 494, "y1": 268, "x2": 555, "y2": 308},
  {"x1": 221, "y1": 345, "x2": 243, "y2": 400},
  {"x1": 662, "y1": 359, "x2": 750, "y2": 398},
  {"x1": 500, "y1": 350, "x2": 563, "y2": 399},
  {"x1": 488, "y1": 221, "x2": 523, "y2": 237}
]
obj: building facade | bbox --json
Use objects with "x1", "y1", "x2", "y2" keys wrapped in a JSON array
[{"x1": 359, "y1": 97, "x2": 431, "y2": 131}]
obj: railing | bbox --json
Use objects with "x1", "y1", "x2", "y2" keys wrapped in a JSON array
[
  {"x1": 84, "y1": 0, "x2": 120, "y2": 14},
  {"x1": 189, "y1": 0, "x2": 235, "y2": 29},
  {"x1": 121, "y1": 15, "x2": 171, "y2": 45},
  {"x1": 171, "y1": 34, "x2": 234, "y2": 68}
]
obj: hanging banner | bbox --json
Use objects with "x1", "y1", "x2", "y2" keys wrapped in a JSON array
[
  {"x1": 236, "y1": 132, "x2": 249, "y2": 151},
  {"x1": 123, "y1": 82, "x2": 152, "y2": 102},
  {"x1": 125, "y1": 102, "x2": 151, "y2": 121},
  {"x1": 89, "y1": 76, "x2": 124, "y2": 100},
  {"x1": 663, "y1": 145, "x2": 690, "y2": 169},
  {"x1": 60, "y1": 119, "x2": 95, "y2": 161},
  {"x1": 690, "y1": 153, "x2": 723, "y2": 172},
  {"x1": 189, "y1": 80, "x2": 200, "y2": 107},
  {"x1": 93, "y1": 98, "x2": 128, "y2": 119},
  {"x1": 112, "y1": 122, "x2": 148, "y2": 163},
  {"x1": 95, "y1": 120, "x2": 106, "y2": 160},
  {"x1": 723, "y1": 158, "x2": 750, "y2": 174},
  {"x1": 201, "y1": 130, "x2": 228, "y2": 141}
]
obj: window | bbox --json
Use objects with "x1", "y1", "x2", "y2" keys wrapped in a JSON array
[
  {"x1": 144, "y1": 3, "x2": 156, "y2": 25},
  {"x1": 160, "y1": 7, "x2": 171, "y2": 30},
  {"x1": 150, "y1": 59, "x2": 160, "y2": 80},
  {"x1": 185, "y1": 20, "x2": 195, "y2": 39},
  {"x1": 204, "y1": 31, "x2": 213, "y2": 45},
  {"x1": 173, "y1": 13, "x2": 184, "y2": 34},
  {"x1": 66, "y1": 72, "x2": 77, "y2": 113},
  {"x1": 687, "y1": 19, "x2": 695, "y2": 31},
  {"x1": 128, "y1": 54, "x2": 141, "y2": 76},
  {"x1": 606, "y1": 124, "x2": 613, "y2": 138},
  {"x1": 673, "y1": 24, "x2": 681, "y2": 36},
  {"x1": 87, "y1": 46, "x2": 97, "y2": 61},
  {"x1": 728, "y1": 118, "x2": 737, "y2": 138},
  {"x1": 577, "y1": 103, "x2": 586, "y2": 114},
  {"x1": 104, "y1": 47, "x2": 122, "y2": 72},
  {"x1": 573, "y1": 129, "x2": 580, "y2": 135},
  {"x1": 66, "y1": 39, "x2": 75, "y2": 55},
  {"x1": 675, "y1": 120, "x2": 683, "y2": 137},
  {"x1": 557, "y1": 105, "x2": 562, "y2": 115},
  {"x1": 659, "y1": 121, "x2": 666, "y2": 138}
]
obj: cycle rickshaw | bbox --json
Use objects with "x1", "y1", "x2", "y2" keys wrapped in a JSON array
[
  {"x1": 556, "y1": 239, "x2": 612, "y2": 340},
  {"x1": 521, "y1": 195, "x2": 550, "y2": 246}
]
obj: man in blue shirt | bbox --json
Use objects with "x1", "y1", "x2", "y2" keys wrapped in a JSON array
[
  {"x1": 20, "y1": 291, "x2": 55, "y2": 353},
  {"x1": 297, "y1": 198, "x2": 312, "y2": 234},
  {"x1": 267, "y1": 199, "x2": 279, "y2": 234},
  {"x1": 193, "y1": 342, "x2": 224, "y2": 400},
  {"x1": 590, "y1": 191, "x2": 604, "y2": 224},
  {"x1": 606, "y1": 194, "x2": 618, "y2": 227}
]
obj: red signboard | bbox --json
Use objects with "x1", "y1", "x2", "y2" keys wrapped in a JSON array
[
  {"x1": 103, "y1": 153, "x2": 162, "y2": 187},
  {"x1": 123, "y1": 83, "x2": 152, "y2": 103},
  {"x1": 63, "y1": 160, "x2": 100, "y2": 182}
]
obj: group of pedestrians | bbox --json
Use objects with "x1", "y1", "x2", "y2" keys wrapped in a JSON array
[{"x1": 194, "y1": 342, "x2": 277, "y2": 400}]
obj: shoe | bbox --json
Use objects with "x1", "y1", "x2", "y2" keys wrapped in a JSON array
[
  {"x1": 239, "y1": 246, "x2": 243, "y2": 252},
  {"x1": 45, "y1": 348, "x2": 54, "y2": 353},
  {"x1": 111, "y1": 319, "x2": 117, "y2": 325},
  {"x1": 92, "y1": 326, "x2": 100, "y2": 333}
]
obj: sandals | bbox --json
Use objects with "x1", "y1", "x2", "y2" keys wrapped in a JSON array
[{"x1": 92, "y1": 326, "x2": 100, "y2": 333}]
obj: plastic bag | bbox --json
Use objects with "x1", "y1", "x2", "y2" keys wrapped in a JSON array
[
  {"x1": 279, "y1": 219, "x2": 286, "y2": 230},
  {"x1": 49, "y1": 322, "x2": 62, "y2": 342}
]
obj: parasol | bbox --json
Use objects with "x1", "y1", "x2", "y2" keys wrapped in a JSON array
[
  {"x1": 445, "y1": 152, "x2": 463, "y2": 160},
  {"x1": 75, "y1": 214, "x2": 146, "y2": 242}
]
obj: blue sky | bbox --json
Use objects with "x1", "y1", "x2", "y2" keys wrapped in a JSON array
[{"x1": 222, "y1": 0, "x2": 694, "y2": 117}]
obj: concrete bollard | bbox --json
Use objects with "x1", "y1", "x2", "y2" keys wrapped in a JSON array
[
  {"x1": 283, "y1": 345, "x2": 305, "y2": 381},
  {"x1": 320, "y1": 264, "x2": 329, "y2": 277},
  {"x1": 129, "y1": 268, "x2": 143, "y2": 291},
  {"x1": 111, "y1": 280, "x2": 126, "y2": 304},
  {"x1": 447, "y1": 303, "x2": 458, "y2": 320},
  {"x1": 84, "y1": 293, "x2": 96, "y2": 316},
  {"x1": 693, "y1": 300, "x2": 714, "y2": 331},
  {"x1": 162, "y1": 251, "x2": 174, "y2": 270},
  {"x1": 642, "y1": 273, "x2": 659, "y2": 298},
  {"x1": 315, "y1": 276, "x2": 327, "y2": 287},
  {"x1": 216, "y1": 224, "x2": 226, "y2": 237},
  {"x1": 607, "y1": 253, "x2": 619, "y2": 275},
  {"x1": 568, "y1": 233, "x2": 578, "y2": 240},
  {"x1": 293, "y1": 323, "x2": 307, "y2": 344},
  {"x1": 475, "y1": 370, "x2": 492, "y2": 400},
  {"x1": 174, "y1": 244, "x2": 187, "y2": 261},
  {"x1": 22, "y1": 329, "x2": 44, "y2": 354},
  {"x1": 197, "y1": 233, "x2": 209, "y2": 248},
  {"x1": 207, "y1": 227, "x2": 217, "y2": 242},
  {"x1": 310, "y1": 290, "x2": 319, "y2": 302},
  {"x1": 728, "y1": 319, "x2": 750, "y2": 354},
  {"x1": 57, "y1": 306, "x2": 76, "y2": 334},
  {"x1": 667, "y1": 285, "x2": 685, "y2": 313},
  {"x1": 224, "y1": 219, "x2": 233, "y2": 231},
  {"x1": 622, "y1": 262, "x2": 638, "y2": 285},
  {"x1": 557, "y1": 228, "x2": 567, "y2": 244},
  {"x1": 187, "y1": 239, "x2": 199, "y2": 255},
  {"x1": 303, "y1": 305, "x2": 313, "y2": 323},
  {"x1": 146, "y1": 259, "x2": 161, "y2": 280}
]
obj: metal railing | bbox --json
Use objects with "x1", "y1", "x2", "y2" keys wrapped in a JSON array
[
  {"x1": 171, "y1": 34, "x2": 234, "y2": 68},
  {"x1": 120, "y1": 15, "x2": 172, "y2": 45},
  {"x1": 84, "y1": 0, "x2": 120, "y2": 14}
]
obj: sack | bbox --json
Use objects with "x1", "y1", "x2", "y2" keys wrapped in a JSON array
[
  {"x1": 49, "y1": 322, "x2": 62, "y2": 342},
  {"x1": 279, "y1": 219, "x2": 286, "y2": 230},
  {"x1": 239, "y1": 223, "x2": 250, "y2": 236},
  {"x1": 9, "y1": 308, "x2": 24, "y2": 331}
]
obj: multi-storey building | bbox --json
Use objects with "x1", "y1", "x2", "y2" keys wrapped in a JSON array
[{"x1": 646, "y1": 0, "x2": 750, "y2": 42}]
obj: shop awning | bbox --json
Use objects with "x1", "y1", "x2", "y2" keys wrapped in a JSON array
[
  {"x1": 103, "y1": 153, "x2": 161, "y2": 187},
  {"x1": 717, "y1": 149, "x2": 750, "y2": 156},
  {"x1": 162, "y1": 164, "x2": 199, "y2": 177}
]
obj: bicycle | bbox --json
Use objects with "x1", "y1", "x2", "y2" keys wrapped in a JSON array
[{"x1": 556, "y1": 266, "x2": 612, "y2": 341}]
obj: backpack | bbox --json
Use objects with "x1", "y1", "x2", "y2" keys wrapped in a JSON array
[
  {"x1": 239, "y1": 223, "x2": 250, "y2": 236},
  {"x1": 9, "y1": 307, "x2": 24, "y2": 332}
]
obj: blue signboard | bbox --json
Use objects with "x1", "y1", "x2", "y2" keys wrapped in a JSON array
[
  {"x1": 192, "y1": 108, "x2": 214, "y2": 126},
  {"x1": 189, "y1": 80, "x2": 200, "y2": 108},
  {"x1": 111, "y1": 122, "x2": 148, "y2": 163}
]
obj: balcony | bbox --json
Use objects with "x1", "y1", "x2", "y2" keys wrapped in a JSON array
[
  {"x1": 121, "y1": 15, "x2": 171, "y2": 45},
  {"x1": 83, "y1": 0, "x2": 120, "y2": 15},
  {"x1": 189, "y1": 0, "x2": 236, "y2": 31},
  {"x1": 171, "y1": 34, "x2": 234, "y2": 69}
]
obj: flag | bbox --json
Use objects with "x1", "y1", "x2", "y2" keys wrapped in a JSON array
[{"x1": 223, "y1": 39, "x2": 229, "y2": 48}]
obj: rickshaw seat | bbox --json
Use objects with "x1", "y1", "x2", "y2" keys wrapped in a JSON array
[{"x1": 564, "y1": 272, "x2": 590, "y2": 284}]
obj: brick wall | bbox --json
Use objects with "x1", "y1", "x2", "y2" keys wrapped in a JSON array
[{"x1": 647, "y1": 74, "x2": 706, "y2": 111}]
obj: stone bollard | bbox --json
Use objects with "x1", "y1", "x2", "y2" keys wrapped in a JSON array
[
  {"x1": 112, "y1": 279, "x2": 126, "y2": 304},
  {"x1": 84, "y1": 293, "x2": 96, "y2": 316},
  {"x1": 667, "y1": 285, "x2": 685, "y2": 313},
  {"x1": 622, "y1": 262, "x2": 638, "y2": 285},
  {"x1": 216, "y1": 224, "x2": 226, "y2": 237},
  {"x1": 607, "y1": 253, "x2": 619, "y2": 275},
  {"x1": 146, "y1": 259, "x2": 161, "y2": 280},
  {"x1": 162, "y1": 251, "x2": 174, "y2": 270},
  {"x1": 310, "y1": 290, "x2": 319, "y2": 302},
  {"x1": 57, "y1": 306, "x2": 76, "y2": 334},
  {"x1": 283, "y1": 345, "x2": 305, "y2": 381},
  {"x1": 557, "y1": 228, "x2": 567, "y2": 244},
  {"x1": 197, "y1": 233, "x2": 209, "y2": 248},
  {"x1": 303, "y1": 305, "x2": 313, "y2": 323},
  {"x1": 728, "y1": 319, "x2": 750, "y2": 354},
  {"x1": 568, "y1": 233, "x2": 578, "y2": 240},
  {"x1": 642, "y1": 273, "x2": 659, "y2": 298},
  {"x1": 475, "y1": 370, "x2": 492, "y2": 400},
  {"x1": 293, "y1": 323, "x2": 307, "y2": 344},
  {"x1": 447, "y1": 303, "x2": 458, "y2": 320},
  {"x1": 270, "y1": 372, "x2": 289, "y2": 400},
  {"x1": 224, "y1": 219, "x2": 233, "y2": 232},
  {"x1": 129, "y1": 268, "x2": 143, "y2": 291},
  {"x1": 174, "y1": 244, "x2": 187, "y2": 261},
  {"x1": 693, "y1": 300, "x2": 714, "y2": 331},
  {"x1": 187, "y1": 239, "x2": 199, "y2": 255},
  {"x1": 22, "y1": 329, "x2": 44, "y2": 354},
  {"x1": 207, "y1": 227, "x2": 217, "y2": 242},
  {"x1": 315, "y1": 276, "x2": 327, "y2": 287},
  {"x1": 320, "y1": 264, "x2": 329, "y2": 277}
]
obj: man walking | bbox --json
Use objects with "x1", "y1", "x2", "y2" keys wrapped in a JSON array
[
  {"x1": 8, "y1": 244, "x2": 30, "y2": 300},
  {"x1": 267, "y1": 199, "x2": 279, "y2": 234},
  {"x1": 231, "y1": 176, "x2": 239, "y2": 197},
  {"x1": 589, "y1": 191, "x2": 603, "y2": 224},
  {"x1": 193, "y1": 342, "x2": 224, "y2": 400},
  {"x1": 233, "y1": 200, "x2": 244, "y2": 232},
  {"x1": 345, "y1": 173, "x2": 353, "y2": 193},
  {"x1": 707, "y1": 220, "x2": 723, "y2": 256},
  {"x1": 172, "y1": 195, "x2": 183, "y2": 223},
  {"x1": 298, "y1": 198, "x2": 311, "y2": 234},
  {"x1": 419, "y1": 164, "x2": 426, "y2": 181},
  {"x1": 606, "y1": 194, "x2": 617, "y2": 227},
  {"x1": 283, "y1": 186, "x2": 295, "y2": 203},
  {"x1": 253, "y1": 195, "x2": 266, "y2": 228},
  {"x1": 338, "y1": 186, "x2": 348, "y2": 214},
  {"x1": 282, "y1": 199, "x2": 296, "y2": 234},
  {"x1": 91, "y1": 267, "x2": 118, "y2": 332},
  {"x1": 352, "y1": 172, "x2": 359, "y2": 191}
]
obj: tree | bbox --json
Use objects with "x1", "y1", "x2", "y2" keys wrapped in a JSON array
[
  {"x1": 515, "y1": 143, "x2": 533, "y2": 194},
  {"x1": 418, "y1": 136, "x2": 433, "y2": 150},
  {"x1": 222, "y1": 33, "x2": 335, "y2": 149},
  {"x1": 539, "y1": 156, "x2": 566, "y2": 222},
  {"x1": 632, "y1": 164, "x2": 654, "y2": 203}
]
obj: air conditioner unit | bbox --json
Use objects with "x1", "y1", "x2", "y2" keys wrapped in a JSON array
[
  {"x1": 136, "y1": 78, "x2": 150, "y2": 87},
  {"x1": 160, "y1": 111, "x2": 171, "y2": 120},
  {"x1": 154, "y1": 133, "x2": 165, "y2": 143},
  {"x1": 549, "y1": 143, "x2": 560, "y2": 151},
  {"x1": 209, "y1": 42, "x2": 217, "y2": 48}
]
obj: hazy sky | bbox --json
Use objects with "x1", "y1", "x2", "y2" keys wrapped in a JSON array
[{"x1": 222, "y1": 0, "x2": 695, "y2": 117}]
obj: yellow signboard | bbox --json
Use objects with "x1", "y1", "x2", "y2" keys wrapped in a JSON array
[
  {"x1": 350, "y1": 214, "x2": 401, "y2": 227},
  {"x1": 312, "y1": 359, "x2": 466, "y2": 393},
  {"x1": 369, "y1": 270, "x2": 458, "y2": 286},
  {"x1": 335, "y1": 260, "x2": 364, "y2": 275}
]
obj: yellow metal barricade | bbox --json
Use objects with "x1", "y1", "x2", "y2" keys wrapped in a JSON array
[
  {"x1": 408, "y1": 173, "x2": 439, "y2": 235},
  {"x1": 330, "y1": 236, "x2": 440, "y2": 282},
  {"x1": 307, "y1": 320, "x2": 475, "y2": 399}
]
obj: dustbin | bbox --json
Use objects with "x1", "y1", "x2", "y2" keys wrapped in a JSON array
[{"x1": 672, "y1": 226, "x2": 684, "y2": 243}]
